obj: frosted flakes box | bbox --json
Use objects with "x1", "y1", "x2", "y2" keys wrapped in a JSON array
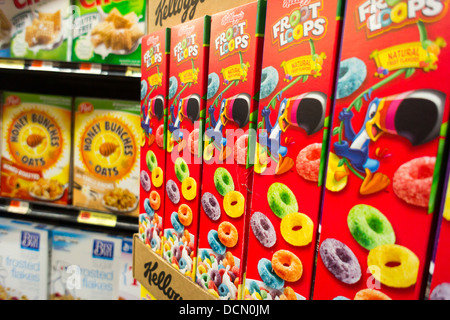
[
  {"x1": 71, "y1": 0, "x2": 146, "y2": 66},
  {"x1": 9, "y1": 0, "x2": 71, "y2": 61},
  {"x1": 73, "y1": 97, "x2": 141, "y2": 216},
  {"x1": 163, "y1": 15, "x2": 210, "y2": 282},
  {"x1": 313, "y1": 0, "x2": 450, "y2": 300},
  {"x1": 195, "y1": 0, "x2": 266, "y2": 300},
  {"x1": 138, "y1": 28, "x2": 170, "y2": 255},
  {"x1": 243, "y1": 0, "x2": 343, "y2": 301},
  {"x1": 50, "y1": 227, "x2": 122, "y2": 300},
  {"x1": 0, "y1": 218, "x2": 51, "y2": 300},
  {"x1": 1, "y1": 92, "x2": 72, "y2": 205}
]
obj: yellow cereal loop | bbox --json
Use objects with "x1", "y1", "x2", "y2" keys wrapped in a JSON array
[
  {"x1": 443, "y1": 187, "x2": 450, "y2": 221},
  {"x1": 223, "y1": 191, "x2": 245, "y2": 218},
  {"x1": 280, "y1": 212, "x2": 314, "y2": 246},
  {"x1": 208, "y1": 289, "x2": 219, "y2": 298},
  {"x1": 151, "y1": 167, "x2": 164, "y2": 188},
  {"x1": 181, "y1": 177, "x2": 197, "y2": 201},
  {"x1": 326, "y1": 152, "x2": 349, "y2": 192},
  {"x1": 367, "y1": 244, "x2": 419, "y2": 288},
  {"x1": 254, "y1": 143, "x2": 267, "y2": 174}
]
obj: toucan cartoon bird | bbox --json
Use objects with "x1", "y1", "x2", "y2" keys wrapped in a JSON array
[
  {"x1": 334, "y1": 89, "x2": 446, "y2": 174},
  {"x1": 142, "y1": 95, "x2": 165, "y2": 136},
  {"x1": 259, "y1": 91, "x2": 327, "y2": 158},
  {"x1": 169, "y1": 94, "x2": 200, "y2": 141},
  {"x1": 206, "y1": 93, "x2": 251, "y2": 147}
]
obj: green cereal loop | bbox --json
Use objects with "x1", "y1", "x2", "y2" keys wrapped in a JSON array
[
  {"x1": 214, "y1": 167, "x2": 235, "y2": 197},
  {"x1": 289, "y1": 10, "x2": 301, "y2": 27},
  {"x1": 267, "y1": 183, "x2": 298, "y2": 219},
  {"x1": 146, "y1": 150, "x2": 158, "y2": 172},
  {"x1": 226, "y1": 28, "x2": 234, "y2": 41},
  {"x1": 347, "y1": 204, "x2": 396, "y2": 250},
  {"x1": 174, "y1": 158, "x2": 189, "y2": 183}
]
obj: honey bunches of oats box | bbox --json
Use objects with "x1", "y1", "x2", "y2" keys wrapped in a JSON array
[
  {"x1": 73, "y1": 97, "x2": 141, "y2": 216},
  {"x1": 1, "y1": 91, "x2": 72, "y2": 205}
]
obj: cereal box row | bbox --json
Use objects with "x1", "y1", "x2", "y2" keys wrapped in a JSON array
[
  {"x1": 0, "y1": 216, "x2": 139, "y2": 300},
  {"x1": 139, "y1": 0, "x2": 450, "y2": 301},
  {"x1": 0, "y1": 0, "x2": 146, "y2": 66},
  {"x1": 1, "y1": 91, "x2": 142, "y2": 217}
]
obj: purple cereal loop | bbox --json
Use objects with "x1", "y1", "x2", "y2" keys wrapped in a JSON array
[
  {"x1": 250, "y1": 211, "x2": 277, "y2": 248},
  {"x1": 201, "y1": 192, "x2": 221, "y2": 221}
]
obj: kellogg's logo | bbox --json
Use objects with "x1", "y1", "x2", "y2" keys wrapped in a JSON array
[
  {"x1": 356, "y1": 0, "x2": 448, "y2": 38},
  {"x1": 92, "y1": 239, "x2": 114, "y2": 260},
  {"x1": 283, "y1": 0, "x2": 311, "y2": 8},
  {"x1": 21, "y1": 231, "x2": 40, "y2": 251},
  {"x1": 221, "y1": 10, "x2": 245, "y2": 26}
]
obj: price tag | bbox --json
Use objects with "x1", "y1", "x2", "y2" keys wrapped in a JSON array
[
  {"x1": 125, "y1": 66, "x2": 141, "y2": 77},
  {"x1": 77, "y1": 211, "x2": 117, "y2": 228},
  {"x1": 79, "y1": 63, "x2": 101, "y2": 74},
  {"x1": 7, "y1": 200, "x2": 31, "y2": 215},
  {"x1": 0, "y1": 59, "x2": 25, "y2": 70}
]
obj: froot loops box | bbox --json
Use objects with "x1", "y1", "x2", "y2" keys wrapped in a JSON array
[
  {"x1": 313, "y1": 0, "x2": 450, "y2": 300},
  {"x1": 71, "y1": 0, "x2": 146, "y2": 66},
  {"x1": 428, "y1": 164, "x2": 450, "y2": 300},
  {"x1": 139, "y1": 28, "x2": 170, "y2": 255},
  {"x1": 1, "y1": 91, "x2": 72, "y2": 205},
  {"x1": 73, "y1": 97, "x2": 141, "y2": 217},
  {"x1": 163, "y1": 16, "x2": 211, "y2": 282},
  {"x1": 243, "y1": 0, "x2": 344, "y2": 301},
  {"x1": 195, "y1": 0, "x2": 266, "y2": 300}
]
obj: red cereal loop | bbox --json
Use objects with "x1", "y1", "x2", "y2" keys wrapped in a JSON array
[
  {"x1": 188, "y1": 129, "x2": 199, "y2": 156},
  {"x1": 393, "y1": 156, "x2": 435, "y2": 207},
  {"x1": 234, "y1": 134, "x2": 249, "y2": 165},
  {"x1": 296, "y1": 143, "x2": 322, "y2": 182},
  {"x1": 271, "y1": 250, "x2": 303, "y2": 282},
  {"x1": 156, "y1": 124, "x2": 165, "y2": 148}
]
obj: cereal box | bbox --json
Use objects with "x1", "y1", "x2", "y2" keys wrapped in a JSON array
[
  {"x1": 118, "y1": 236, "x2": 140, "y2": 300},
  {"x1": 313, "y1": 0, "x2": 450, "y2": 300},
  {"x1": 195, "y1": 1, "x2": 266, "y2": 300},
  {"x1": 71, "y1": 0, "x2": 146, "y2": 66},
  {"x1": 0, "y1": 218, "x2": 51, "y2": 300},
  {"x1": 427, "y1": 161, "x2": 450, "y2": 300},
  {"x1": 50, "y1": 227, "x2": 122, "y2": 300},
  {"x1": 1, "y1": 92, "x2": 72, "y2": 205},
  {"x1": 163, "y1": 16, "x2": 210, "y2": 282},
  {"x1": 73, "y1": 97, "x2": 141, "y2": 217},
  {"x1": 139, "y1": 28, "x2": 170, "y2": 255},
  {"x1": 243, "y1": 0, "x2": 344, "y2": 300},
  {"x1": 0, "y1": 1, "x2": 13, "y2": 57},
  {"x1": 9, "y1": 0, "x2": 71, "y2": 61}
]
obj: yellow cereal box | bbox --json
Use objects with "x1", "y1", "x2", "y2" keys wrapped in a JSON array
[
  {"x1": 73, "y1": 97, "x2": 141, "y2": 216},
  {"x1": 1, "y1": 92, "x2": 72, "y2": 205}
]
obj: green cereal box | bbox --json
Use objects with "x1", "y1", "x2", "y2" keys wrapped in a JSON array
[
  {"x1": 71, "y1": 0, "x2": 146, "y2": 66},
  {"x1": 9, "y1": 0, "x2": 71, "y2": 61}
]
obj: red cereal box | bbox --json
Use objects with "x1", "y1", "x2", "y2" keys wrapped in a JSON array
[
  {"x1": 139, "y1": 28, "x2": 170, "y2": 255},
  {"x1": 243, "y1": 0, "x2": 344, "y2": 300},
  {"x1": 163, "y1": 16, "x2": 211, "y2": 281},
  {"x1": 428, "y1": 165, "x2": 450, "y2": 300},
  {"x1": 313, "y1": 0, "x2": 450, "y2": 300},
  {"x1": 195, "y1": 0, "x2": 266, "y2": 300}
]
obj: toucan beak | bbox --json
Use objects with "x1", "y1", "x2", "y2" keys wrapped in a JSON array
[{"x1": 366, "y1": 100, "x2": 385, "y2": 142}]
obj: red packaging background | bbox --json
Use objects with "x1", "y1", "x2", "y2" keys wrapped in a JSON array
[
  {"x1": 163, "y1": 17, "x2": 210, "y2": 276},
  {"x1": 244, "y1": 0, "x2": 343, "y2": 300},
  {"x1": 196, "y1": 1, "x2": 264, "y2": 298},
  {"x1": 140, "y1": 29, "x2": 170, "y2": 253},
  {"x1": 313, "y1": 0, "x2": 450, "y2": 300},
  {"x1": 429, "y1": 174, "x2": 450, "y2": 298}
]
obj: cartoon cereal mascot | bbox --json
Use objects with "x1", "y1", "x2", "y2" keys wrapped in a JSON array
[{"x1": 330, "y1": 21, "x2": 447, "y2": 195}]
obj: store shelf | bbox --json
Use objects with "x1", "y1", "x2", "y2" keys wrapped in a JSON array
[
  {"x1": 0, "y1": 197, "x2": 138, "y2": 234},
  {"x1": 0, "y1": 58, "x2": 140, "y2": 101}
]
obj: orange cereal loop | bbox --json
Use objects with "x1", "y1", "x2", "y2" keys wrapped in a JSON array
[
  {"x1": 183, "y1": 229, "x2": 191, "y2": 243},
  {"x1": 178, "y1": 204, "x2": 193, "y2": 227},
  {"x1": 271, "y1": 250, "x2": 303, "y2": 282},
  {"x1": 149, "y1": 191, "x2": 161, "y2": 210},
  {"x1": 226, "y1": 251, "x2": 235, "y2": 268},
  {"x1": 354, "y1": 289, "x2": 392, "y2": 300},
  {"x1": 218, "y1": 221, "x2": 238, "y2": 248},
  {"x1": 282, "y1": 287, "x2": 297, "y2": 300}
]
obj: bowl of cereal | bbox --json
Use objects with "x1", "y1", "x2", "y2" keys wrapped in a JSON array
[
  {"x1": 102, "y1": 188, "x2": 138, "y2": 214},
  {"x1": 29, "y1": 178, "x2": 67, "y2": 202}
]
